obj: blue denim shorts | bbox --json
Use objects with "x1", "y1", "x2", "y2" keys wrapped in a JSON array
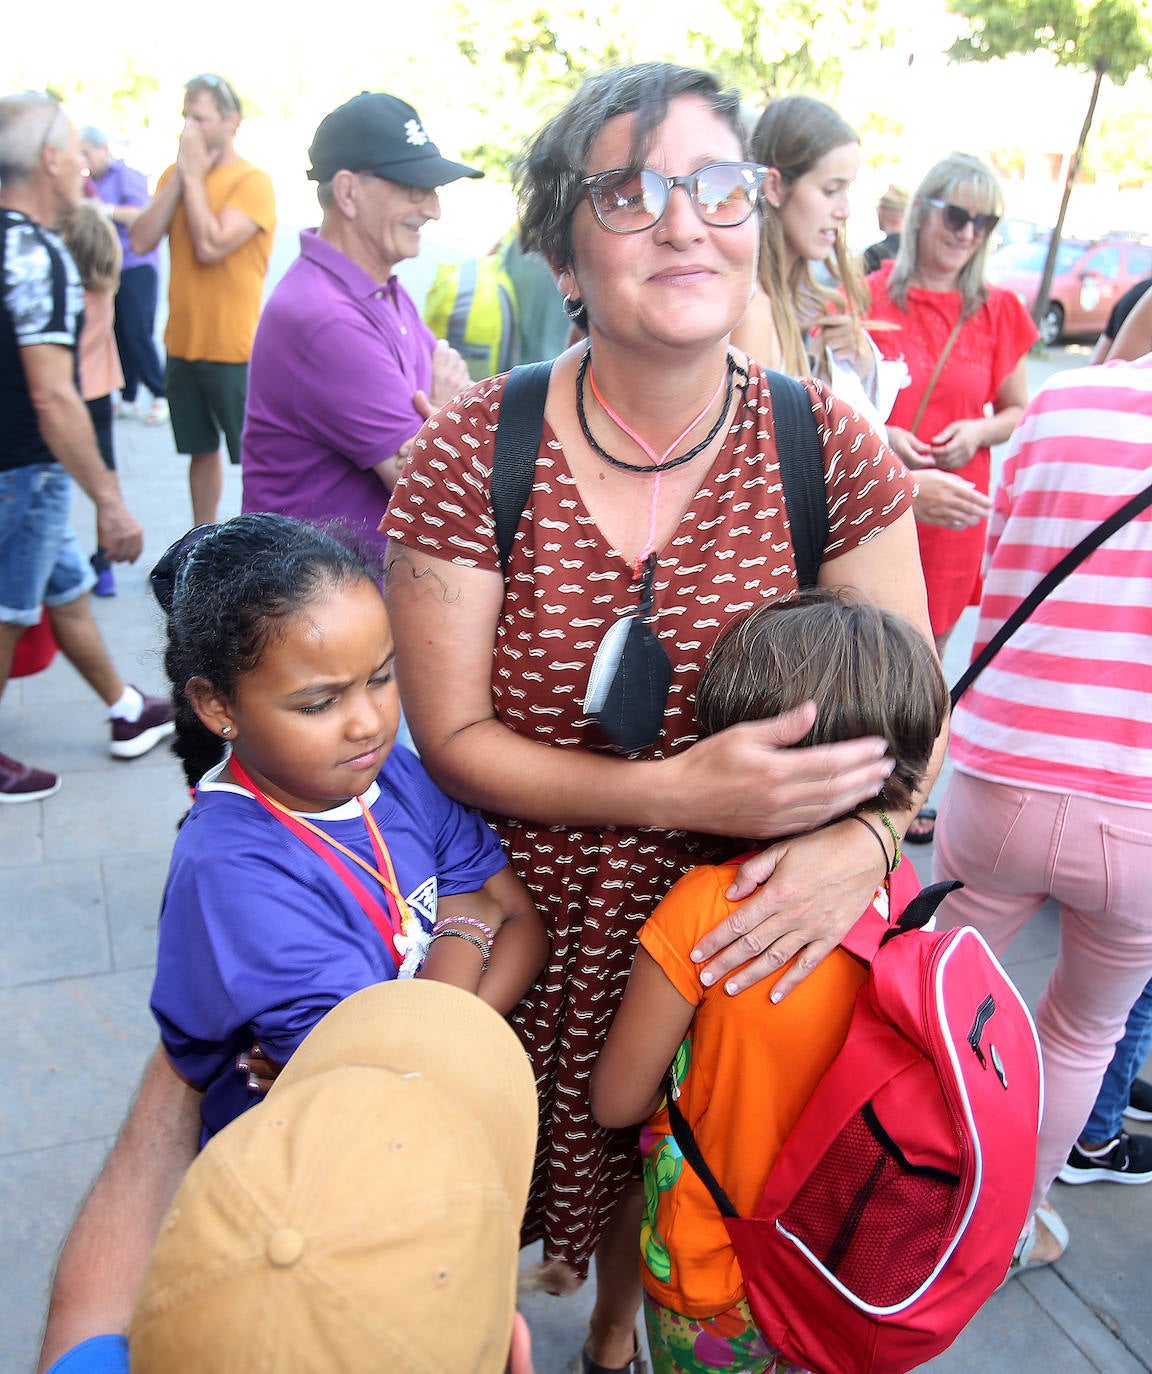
[{"x1": 0, "y1": 463, "x2": 95, "y2": 625}]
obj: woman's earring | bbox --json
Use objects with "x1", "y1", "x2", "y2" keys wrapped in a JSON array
[
  {"x1": 221, "y1": 725, "x2": 233, "y2": 737},
  {"x1": 562, "y1": 294, "x2": 584, "y2": 323}
]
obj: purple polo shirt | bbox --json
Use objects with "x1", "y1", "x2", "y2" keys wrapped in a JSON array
[
  {"x1": 241, "y1": 229, "x2": 434, "y2": 554},
  {"x1": 91, "y1": 159, "x2": 157, "y2": 270}
]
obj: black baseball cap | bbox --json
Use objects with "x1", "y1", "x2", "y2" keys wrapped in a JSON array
[{"x1": 307, "y1": 93, "x2": 483, "y2": 188}]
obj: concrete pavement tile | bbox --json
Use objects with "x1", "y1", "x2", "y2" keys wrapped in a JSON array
[
  {"x1": 1046, "y1": 1177, "x2": 1152, "y2": 1367},
  {"x1": 0, "y1": 968, "x2": 155, "y2": 1155},
  {"x1": 0, "y1": 860, "x2": 110, "y2": 988},
  {"x1": 0, "y1": 796, "x2": 46, "y2": 866},
  {"x1": 918, "y1": 1275, "x2": 1148, "y2": 1371},
  {"x1": 0, "y1": 1135, "x2": 115, "y2": 1374},
  {"x1": 40, "y1": 765, "x2": 188, "y2": 861},
  {"x1": 102, "y1": 853, "x2": 167, "y2": 971}
]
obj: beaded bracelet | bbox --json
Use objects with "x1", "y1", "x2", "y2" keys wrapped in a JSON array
[
  {"x1": 847, "y1": 813, "x2": 892, "y2": 878},
  {"x1": 427, "y1": 927, "x2": 491, "y2": 972},
  {"x1": 433, "y1": 914, "x2": 497, "y2": 944},
  {"x1": 876, "y1": 811, "x2": 903, "y2": 871}
]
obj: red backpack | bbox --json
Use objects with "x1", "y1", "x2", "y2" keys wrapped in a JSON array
[{"x1": 668, "y1": 880, "x2": 1043, "y2": 1374}]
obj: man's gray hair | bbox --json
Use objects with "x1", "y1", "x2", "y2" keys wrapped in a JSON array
[
  {"x1": 79, "y1": 124, "x2": 109, "y2": 148},
  {"x1": 0, "y1": 93, "x2": 68, "y2": 185}
]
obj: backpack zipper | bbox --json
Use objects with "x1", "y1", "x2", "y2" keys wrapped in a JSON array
[{"x1": 967, "y1": 994, "x2": 995, "y2": 1068}]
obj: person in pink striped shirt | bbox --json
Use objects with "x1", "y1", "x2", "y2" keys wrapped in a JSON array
[{"x1": 934, "y1": 353, "x2": 1152, "y2": 1275}]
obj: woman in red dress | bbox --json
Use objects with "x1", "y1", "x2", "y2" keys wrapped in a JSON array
[{"x1": 866, "y1": 153, "x2": 1037, "y2": 656}]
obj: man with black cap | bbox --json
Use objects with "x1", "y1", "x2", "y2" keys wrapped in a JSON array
[{"x1": 241, "y1": 93, "x2": 478, "y2": 553}]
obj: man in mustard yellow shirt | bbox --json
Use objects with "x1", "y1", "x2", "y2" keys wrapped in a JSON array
[{"x1": 132, "y1": 75, "x2": 275, "y2": 524}]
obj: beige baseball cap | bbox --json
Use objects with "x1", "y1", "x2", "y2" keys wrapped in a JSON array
[
  {"x1": 130, "y1": 980, "x2": 538, "y2": 1373},
  {"x1": 878, "y1": 184, "x2": 910, "y2": 211}
]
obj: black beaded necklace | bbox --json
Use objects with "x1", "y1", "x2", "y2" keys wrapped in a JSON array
[{"x1": 576, "y1": 348, "x2": 738, "y2": 475}]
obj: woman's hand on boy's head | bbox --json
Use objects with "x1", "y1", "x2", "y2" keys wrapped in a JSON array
[
  {"x1": 688, "y1": 816, "x2": 890, "y2": 1001},
  {"x1": 663, "y1": 703, "x2": 893, "y2": 841}
]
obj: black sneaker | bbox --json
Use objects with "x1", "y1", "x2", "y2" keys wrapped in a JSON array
[
  {"x1": 1125, "y1": 1076, "x2": 1152, "y2": 1123},
  {"x1": 1058, "y1": 1131, "x2": 1152, "y2": 1185}
]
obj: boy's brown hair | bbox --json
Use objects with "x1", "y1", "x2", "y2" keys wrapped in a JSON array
[
  {"x1": 58, "y1": 201, "x2": 122, "y2": 294},
  {"x1": 696, "y1": 588, "x2": 948, "y2": 813}
]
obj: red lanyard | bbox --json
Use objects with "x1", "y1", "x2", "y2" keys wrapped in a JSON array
[{"x1": 225, "y1": 756, "x2": 409, "y2": 961}]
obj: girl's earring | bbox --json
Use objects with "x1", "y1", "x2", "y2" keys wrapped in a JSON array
[
  {"x1": 221, "y1": 725, "x2": 233, "y2": 738},
  {"x1": 562, "y1": 294, "x2": 584, "y2": 322}
]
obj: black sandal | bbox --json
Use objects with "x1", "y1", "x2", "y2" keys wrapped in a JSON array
[
  {"x1": 580, "y1": 1339, "x2": 648, "y2": 1374},
  {"x1": 905, "y1": 806, "x2": 937, "y2": 845}
]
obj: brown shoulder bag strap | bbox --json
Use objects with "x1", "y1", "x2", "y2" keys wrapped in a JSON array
[{"x1": 909, "y1": 314, "x2": 965, "y2": 435}]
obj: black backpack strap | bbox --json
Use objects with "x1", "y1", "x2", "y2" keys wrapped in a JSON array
[
  {"x1": 767, "y1": 371, "x2": 828, "y2": 589},
  {"x1": 492, "y1": 360, "x2": 554, "y2": 576},
  {"x1": 665, "y1": 1074, "x2": 740, "y2": 1219},
  {"x1": 950, "y1": 477, "x2": 1152, "y2": 708}
]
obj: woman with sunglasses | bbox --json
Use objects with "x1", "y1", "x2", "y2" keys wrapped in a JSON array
[
  {"x1": 384, "y1": 63, "x2": 938, "y2": 1374},
  {"x1": 865, "y1": 155, "x2": 1037, "y2": 649}
]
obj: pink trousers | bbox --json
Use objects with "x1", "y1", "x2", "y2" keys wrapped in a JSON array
[{"x1": 934, "y1": 770, "x2": 1152, "y2": 1213}]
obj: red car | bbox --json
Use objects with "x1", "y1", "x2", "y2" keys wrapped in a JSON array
[{"x1": 986, "y1": 236, "x2": 1152, "y2": 345}]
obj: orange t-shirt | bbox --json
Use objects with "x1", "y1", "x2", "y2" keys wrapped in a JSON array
[
  {"x1": 637, "y1": 863, "x2": 874, "y2": 1317},
  {"x1": 160, "y1": 158, "x2": 275, "y2": 363}
]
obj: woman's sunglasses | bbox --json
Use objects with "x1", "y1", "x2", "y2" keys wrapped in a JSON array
[
  {"x1": 580, "y1": 162, "x2": 768, "y2": 235},
  {"x1": 927, "y1": 198, "x2": 999, "y2": 239}
]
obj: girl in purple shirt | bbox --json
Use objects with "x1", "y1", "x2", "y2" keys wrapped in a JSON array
[{"x1": 149, "y1": 514, "x2": 547, "y2": 1137}]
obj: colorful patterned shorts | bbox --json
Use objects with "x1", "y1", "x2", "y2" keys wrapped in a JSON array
[{"x1": 643, "y1": 1292, "x2": 809, "y2": 1373}]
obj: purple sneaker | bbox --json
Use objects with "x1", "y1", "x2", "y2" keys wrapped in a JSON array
[
  {"x1": 0, "y1": 751, "x2": 61, "y2": 803},
  {"x1": 93, "y1": 567, "x2": 116, "y2": 597},
  {"x1": 110, "y1": 691, "x2": 175, "y2": 759}
]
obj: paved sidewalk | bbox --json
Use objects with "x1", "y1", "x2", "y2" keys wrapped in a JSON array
[{"x1": 2, "y1": 355, "x2": 1150, "y2": 1372}]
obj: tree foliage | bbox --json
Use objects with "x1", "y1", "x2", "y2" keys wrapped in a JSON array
[
  {"x1": 692, "y1": 0, "x2": 893, "y2": 101},
  {"x1": 947, "y1": 0, "x2": 1152, "y2": 81},
  {"x1": 946, "y1": 0, "x2": 1152, "y2": 331},
  {"x1": 449, "y1": 0, "x2": 896, "y2": 173}
]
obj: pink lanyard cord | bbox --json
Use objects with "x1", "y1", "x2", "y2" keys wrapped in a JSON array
[{"x1": 588, "y1": 361, "x2": 729, "y2": 578}]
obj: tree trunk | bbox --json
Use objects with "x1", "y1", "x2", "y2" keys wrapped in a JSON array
[{"x1": 1032, "y1": 66, "x2": 1105, "y2": 339}]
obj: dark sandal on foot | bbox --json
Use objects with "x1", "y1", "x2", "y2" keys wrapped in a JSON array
[
  {"x1": 580, "y1": 1339, "x2": 648, "y2": 1374},
  {"x1": 905, "y1": 806, "x2": 937, "y2": 845}
]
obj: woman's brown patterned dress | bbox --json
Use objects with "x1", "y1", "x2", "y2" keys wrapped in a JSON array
[{"x1": 385, "y1": 362, "x2": 914, "y2": 1279}]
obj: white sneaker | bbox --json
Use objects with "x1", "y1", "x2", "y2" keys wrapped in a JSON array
[
  {"x1": 142, "y1": 398, "x2": 169, "y2": 426},
  {"x1": 115, "y1": 397, "x2": 140, "y2": 420}
]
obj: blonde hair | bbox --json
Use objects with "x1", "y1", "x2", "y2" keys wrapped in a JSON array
[
  {"x1": 887, "y1": 153, "x2": 1004, "y2": 316},
  {"x1": 749, "y1": 95, "x2": 870, "y2": 377},
  {"x1": 696, "y1": 588, "x2": 947, "y2": 814},
  {"x1": 58, "y1": 201, "x2": 122, "y2": 294}
]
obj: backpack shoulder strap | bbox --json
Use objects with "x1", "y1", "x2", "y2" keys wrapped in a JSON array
[
  {"x1": 950, "y1": 476, "x2": 1152, "y2": 708},
  {"x1": 766, "y1": 371, "x2": 828, "y2": 588},
  {"x1": 492, "y1": 360, "x2": 554, "y2": 576},
  {"x1": 665, "y1": 1077, "x2": 740, "y2": 1219}
]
